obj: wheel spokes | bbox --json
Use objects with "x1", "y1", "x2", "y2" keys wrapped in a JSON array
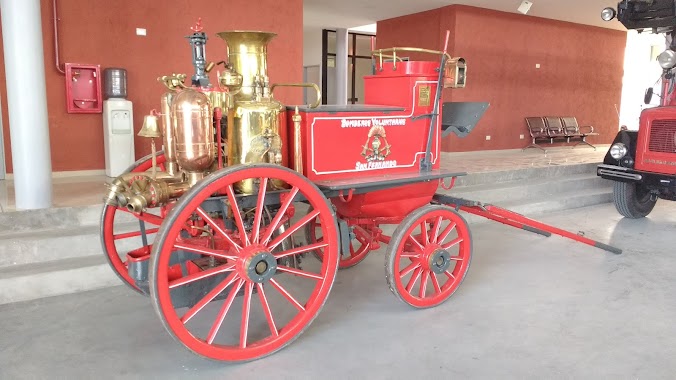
[
  {"x1": 261, "y1": 186, "x2": 300, "y2": 244},
  {"x1": 400, "y1": 261, "x2": 420, "y2": 277},
  {"x1": 405, "y1": 267, "x2": 423, "y2": 293},
  {"x1": 174, "y1": 242, "x2": 238, "y2": 261},
  {"x1": 240, "y1": 282, "x2": 254, "y2": 348},
  {"x1": 269, "y1": 278, "x2": 305, "y2": 311},
  {"x1": 257, "y1": 283, "x2": 279, "y2": 337},
  {"x1": 276, "y1": 265, "x2": 324, "y2": 281},
  {"x1": 206, "y1": 278, "x2": 244, "y2": 344},
  {"x1": 225, "y1": 185, "x2": 250, "y2": 247},
  {"x1": 419, "y1": 270, "x2": 430, "y2": 298},
  {"x1": 431, "y1": 272, "x2": 442, "y2": 296},
  {"x1": 181, "y1": 271, "x2": 239, "y2": 324},
  {"x1": 442, "y1": 236, "x2": 463, "y2": 250},
  {"x1": 169, "y1": 263, "x2": 236, "y2": 289},
  {"x1": 251, "y1": 177, "x2": 268, "y2": 244},
  {"x1": 196, "y1": 207, "x2": 242, "y2": 252},
  {"x1": 420, "y1": 220, "x2": 429, "y2": 244},
  {"x1": 437, "y1": 221, "x2": 457, "y2": 243},
  {"x1": 406, "y1": 234, "x2": 425, "y2": 253},
  {"x1": 268, "y1": 209, "x2": 319, "y2": 251},
  {"x1": 400, "y1": 252, "x2": 420, "y2": 259},
  {"x1": 274, "y1": 242, "x2": 329, "y2": 260},
  {"x1": 430, "y1": 216, "x2": 442, "y2": 243}
]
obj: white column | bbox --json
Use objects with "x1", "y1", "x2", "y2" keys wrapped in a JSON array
[
  {"x1": 335, "y1": 28, "x2": 348, "y2": 106},
  {"x1": 0, "y1": 0, "x2": 53, "y2": 209}
]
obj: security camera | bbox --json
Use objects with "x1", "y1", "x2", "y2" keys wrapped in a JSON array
[{"x1": 518, "y1": 1, "x2": 533, "y2": 15}]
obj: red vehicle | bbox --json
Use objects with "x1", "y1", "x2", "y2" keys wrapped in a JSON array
[
  {"x1": 101, "y1": 20, "x2": 620, "y2": 362},
  {"x1": 598, "y1": 1, "x2": 676, "y2": 218}
]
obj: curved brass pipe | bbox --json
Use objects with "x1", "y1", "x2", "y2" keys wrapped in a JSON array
[
  {"x1": 270, "y1": 83, "x2": 321, "y2": 109},
  {"x1": 371, "y1": 47, "x2": 453, "y2": 71}
]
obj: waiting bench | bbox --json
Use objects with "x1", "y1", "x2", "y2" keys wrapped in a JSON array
[{"x1": 524, "y1": 116, "x2": 598, "y2": 153}]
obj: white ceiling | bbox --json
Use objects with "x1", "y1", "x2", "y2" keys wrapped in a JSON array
[{"x1": 304, "y1": 0, "x2": 627, "y2": 32}]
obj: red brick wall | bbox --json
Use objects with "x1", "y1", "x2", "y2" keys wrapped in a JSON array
[
  {"x1": 0, "y1": 0, "x2": 303, "y2": 173},
  {"x1": 377, "y1": 5, "x2": 627, "y2": 152}
]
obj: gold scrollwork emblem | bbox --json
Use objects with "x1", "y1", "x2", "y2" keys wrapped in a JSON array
[{"x1": 361, "y1": 125, "x2": 392, "y2": 162}]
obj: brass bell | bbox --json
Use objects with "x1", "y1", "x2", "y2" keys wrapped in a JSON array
[{"x1": 138, "y1": 114, "x2": 162, "y2": 138}]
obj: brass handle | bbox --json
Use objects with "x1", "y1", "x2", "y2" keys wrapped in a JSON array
[
  {"x1": 270, "y1": 83, "x2": 322, "y2": 109},
  {"x1": 157, "y1": 73, "x2": 188, "y2": 90},
  {"x1": 371, "y1": 47, "x2": 453, "y2": 71}
]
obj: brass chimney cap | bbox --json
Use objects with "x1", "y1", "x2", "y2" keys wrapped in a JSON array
[{"x1": 215, "y1": 31, "x2": 278, "y2": 47}]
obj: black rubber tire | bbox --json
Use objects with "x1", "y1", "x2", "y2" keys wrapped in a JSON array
[{"x1": 612, "y1": 181, "x2": 656, "y2": 219}]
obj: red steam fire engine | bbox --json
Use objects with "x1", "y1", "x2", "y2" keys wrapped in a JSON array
[{"x1": 100, "y1": 20, "x2": 621, "y2": 362}]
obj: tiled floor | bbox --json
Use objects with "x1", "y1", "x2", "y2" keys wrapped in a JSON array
[{"x1": 0, "y1": 146, "x2": 608, "y2": 212}]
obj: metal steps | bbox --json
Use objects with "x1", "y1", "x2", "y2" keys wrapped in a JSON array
[
  {"x1": 0, "y1": 255, "x2": 119, "y2": 305},
  {"x1": 439, "y1": 163, "x2": 612, "y2": 224}
]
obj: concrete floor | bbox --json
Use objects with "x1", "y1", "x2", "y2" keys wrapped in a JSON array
[{"x1": 1, "y1": 200, "x2": 675, "y2": 379}]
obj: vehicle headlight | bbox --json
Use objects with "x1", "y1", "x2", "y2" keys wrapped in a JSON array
[
  {"x1": 658, "y1": 49, "x2": 676, "y2": 69},
  {"x1": 601, "y1": 7, "x2": 617, "y2": 21},
  {"x1": 610, "y1": 143, "x2": 628, "y2": 160}
]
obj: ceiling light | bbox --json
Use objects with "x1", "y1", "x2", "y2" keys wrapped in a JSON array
[{"x1": 601, "y1": 7, "x2": 617, "y2": 21}]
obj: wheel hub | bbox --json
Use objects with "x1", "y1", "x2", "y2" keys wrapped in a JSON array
[
  {"x1": 428, "y1": 249, "x2": 452, "y2": 274},
  {"x1": 239, "y1": 250, "x2": 278, "y2": 283}
]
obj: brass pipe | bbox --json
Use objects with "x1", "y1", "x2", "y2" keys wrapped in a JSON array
[
  {"x1": 269, "y1": 83, "x2": 322, "y2": 109},
  {"x1": 126, "y1": 178, "x2": 191, "y2": 213},
  {"x1": 292, "y1": 106, "x2": 303, "y2": 174},
  {"x1": 371, "y1": 47, "x2": 453, "y2": 59},
  {"x1": 372, "y1": 47, "x2": 454, "y2": 71},
  {"x1": 227, "y1": 104, "x2": 235, "y2": 167}
]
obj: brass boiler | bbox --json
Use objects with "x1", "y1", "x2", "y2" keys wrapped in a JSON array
[
  {"x1": 216, "y1": 31, "x2": 287, "y2": 193},
  {"x1": 171, "y1": 88, "x2": 215, "y2": 185}
]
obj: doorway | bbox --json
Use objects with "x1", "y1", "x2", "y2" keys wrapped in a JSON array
[{"x1": 321, "y1": 29, "x2": 375, "y2": 105}]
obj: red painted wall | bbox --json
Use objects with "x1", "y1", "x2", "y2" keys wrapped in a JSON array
[
  {"x1": 377, "y1": 5, "x2": 627, "y2": 152},
  {"x1": 0, "y1": 0, "x2": 303, "y2": 173}
]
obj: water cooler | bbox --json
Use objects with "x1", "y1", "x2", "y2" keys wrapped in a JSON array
[{"x1": 102, "y1": 68, "x2": 135, "y2": 177}]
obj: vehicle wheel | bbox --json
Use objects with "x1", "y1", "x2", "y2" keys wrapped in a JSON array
[
  {"x1": 149, "y1": 164, "x2": 339, "y2": 362},
  {"x1": 385, "y1": 205, "x2": 472, "y2": 309},
  {"x1": 306, "y1": 215, "x2": 371, "y2": 269},
  {"x1": 100, "y1": 151, "x2": 167, "y2": 294},
  {"x1": 612, "y1": 181, "x2": 656, "y2": 219}
]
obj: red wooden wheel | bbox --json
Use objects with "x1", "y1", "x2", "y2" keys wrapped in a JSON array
[
  {"x1": 149, "y1": 164, "x2": 339, "y2": 362},
  {"x1": 306, "y1": 215, "x2": 371, "y2": 269},
  {"x1": 385, "y1": 205, "x2": 472, "y2": 308},
  {"x1": 100, "y1": 152, "x2": 167, "y2": 294}
]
